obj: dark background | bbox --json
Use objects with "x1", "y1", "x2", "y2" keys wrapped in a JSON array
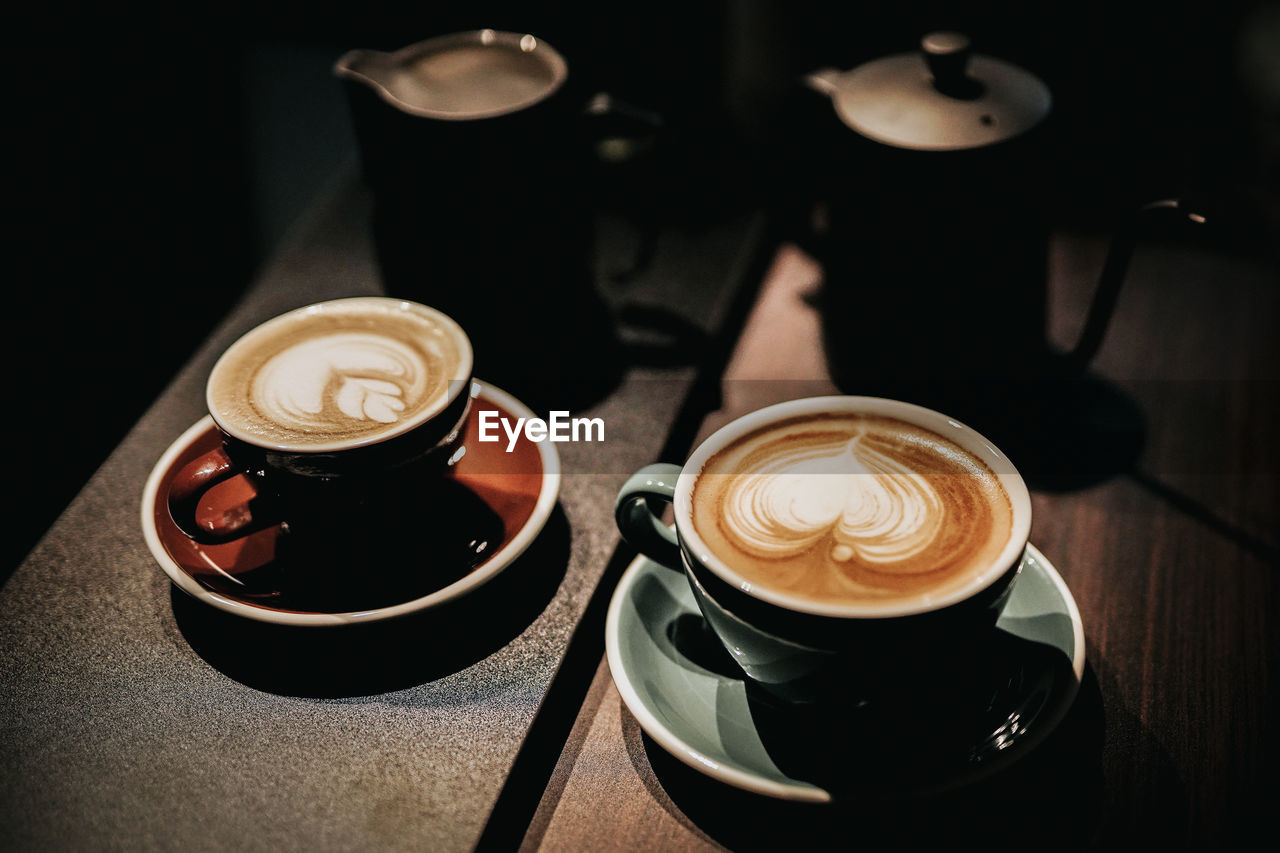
[{"x1": 8, "y1": 1, "x2": 1277, "y2": 573}]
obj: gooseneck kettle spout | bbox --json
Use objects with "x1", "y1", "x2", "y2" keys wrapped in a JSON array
[{"x1": 1063, "y1": 199, "x2": 1209, "y2": 375}]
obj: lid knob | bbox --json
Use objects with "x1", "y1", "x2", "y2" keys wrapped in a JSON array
[{"x1": 922, "y1": 31, "x2": 983, "y2": 99}]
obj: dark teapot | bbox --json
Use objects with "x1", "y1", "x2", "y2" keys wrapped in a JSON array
[
  {"x1": 800, "y1": 32, "x2": 1201, "y2": 386},
  {"x1": 797, "y1": 33, "x2": 1206, "y2": 483}
]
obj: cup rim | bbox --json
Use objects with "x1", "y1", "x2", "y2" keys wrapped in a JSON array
[
  {"x1": 206, "y1": 297, "x2": 475, "y2": 454},
  {"x1": 672, "y1": 395, "x2": 1033, "y2": 619}
]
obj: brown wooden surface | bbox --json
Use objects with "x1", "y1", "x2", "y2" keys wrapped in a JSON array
[{"x1": 520, "y1": 238, "x2": 1277, "y2": 850}]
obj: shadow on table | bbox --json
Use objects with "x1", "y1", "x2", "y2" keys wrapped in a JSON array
[
  {"x1": 171, "y1": 505, "x2": 571, "y2": 698},
  {"x1": 626, "y1": 663, "x2": 1114, "y2": 851},
  {"x1": 832, "y1": 372, "x2": 1148, "y2": 494}
]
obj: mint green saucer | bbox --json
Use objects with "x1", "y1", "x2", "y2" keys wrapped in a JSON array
[{"x1": 605, "y1": 544, "x2": 1085, "y2": 802}]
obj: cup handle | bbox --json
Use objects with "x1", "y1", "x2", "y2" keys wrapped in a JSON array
[
  {"x1": 167, "y1": 445, "x2": 279, "y2": 545},
  {"x1": 614, "y1": 463, "x2": 683, "y2": 571}
]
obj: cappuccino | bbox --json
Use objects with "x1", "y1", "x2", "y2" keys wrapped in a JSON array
[
  {"x1": 690, "y1": 414, "x2": 1014, "y2": 608},
  {"x1": 207, "y1": 298, "x2": 472, "y2": 451}
]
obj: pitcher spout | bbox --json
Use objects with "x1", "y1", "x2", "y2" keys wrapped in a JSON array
[{"x1": 333, "y1": 48, "x2": 393, "y2": 92}]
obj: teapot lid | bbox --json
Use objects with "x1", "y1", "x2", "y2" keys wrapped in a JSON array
[{"x1": 811, "y1": 32, "x2": 1051, "y2": 151}]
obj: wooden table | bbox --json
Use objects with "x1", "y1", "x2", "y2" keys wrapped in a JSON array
[{"x1": 522, "y1": 235, "x2": 1277, "y2": 850}]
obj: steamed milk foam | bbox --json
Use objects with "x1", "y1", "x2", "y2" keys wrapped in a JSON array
[
  {"x1": 390, "y1": 41, "x2": 561, "y2": 117},
  {"x1": 207, "y1": 300, "x2": 469, "y2": 449},
  {"x1": 691, "y1": 414, "x2": 1014, "y2": 608}
]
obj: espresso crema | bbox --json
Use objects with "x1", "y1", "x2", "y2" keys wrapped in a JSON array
[
  {"x1": 691, "y1": 414, "x2": 1014, "y2": 607},
  {"x1": 207, "y1": 300, "x2": 470, "y2": 449}
]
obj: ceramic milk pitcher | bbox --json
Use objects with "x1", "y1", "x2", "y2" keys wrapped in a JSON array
[{"x1": 336, "y1": 30, "x2": 620, "y2": 405}]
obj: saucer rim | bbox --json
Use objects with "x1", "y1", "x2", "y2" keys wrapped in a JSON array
[
  {"x1": 604, "y1": 542, "x2": 1085, "y2": 803},
  {"x1": 141, "y1": 379, "x2": 561, "y2": 627}
]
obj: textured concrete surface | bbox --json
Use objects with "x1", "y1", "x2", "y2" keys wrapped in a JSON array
[{"x1": 0, "y1": 174, "x2": 764, "y2": 852}]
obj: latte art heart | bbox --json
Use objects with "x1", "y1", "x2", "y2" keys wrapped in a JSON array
[
  {"x1": 725, "y1": 432, "x2": 948, "y2": 572},
  {"x1": 691, "y1": 414, "x2": 1015, "y2": 606}
]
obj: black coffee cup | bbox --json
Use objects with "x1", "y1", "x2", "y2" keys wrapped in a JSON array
[
  {"x1": 615, "y1": 396, "x2": 1033, "y2": 703},
  {"x1": 167, "y1": 297, "x2": 474, "y2": 547}
]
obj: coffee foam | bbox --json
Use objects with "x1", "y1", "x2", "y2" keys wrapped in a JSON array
[
  {"x1": 208, "y1": 301, "x2": 469, "y2": 450},
  {"x1": 391, "y1": 44, "x2": 559, "y2": 116},
  {"x1": 691, "y1": 414, "x2": 1014, "y2": 608}
]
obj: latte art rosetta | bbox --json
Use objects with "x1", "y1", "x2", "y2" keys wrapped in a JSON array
[
  {"x1": 252, "y1": 333, "x2": 436, "y2": 430},
  {"x1": 692, "y1": 414, "x2": 1015, "y2": 606},
  {"x1": 207, "y1": 300, "x2": 469, "y2": 449}
]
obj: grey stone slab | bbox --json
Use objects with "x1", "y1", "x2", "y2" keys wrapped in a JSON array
[{"x1": 1, "y1": 172, "x2": 766, "y2": 852}]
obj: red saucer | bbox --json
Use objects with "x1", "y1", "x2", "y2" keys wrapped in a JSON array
[{"x1": 142, "y1": 380, "x2": 560, "y2": 625}]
